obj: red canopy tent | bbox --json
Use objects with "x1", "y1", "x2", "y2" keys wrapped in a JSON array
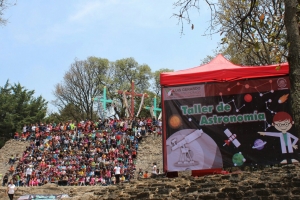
[
  {"x1": 160, "y1": 54, "x2": 289, "y2": 86},
  {"x1": 160, "y1": 54, "x2": 289, "y2": 177}
]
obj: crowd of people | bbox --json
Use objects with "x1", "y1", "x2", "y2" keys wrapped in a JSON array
[{"x1": 3, "y1": 117, "x2": 162, "y2": 187}]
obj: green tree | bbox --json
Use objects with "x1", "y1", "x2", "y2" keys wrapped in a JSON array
[
  {"x1": 153, "y1": 68, "x2": 174, "y2": 96},
  {"x1": 53, "y1": 57, "x2": 153, "y2": 119},
  {"x1": 44, "y1": 112, "x2": 62, "y2": 124},
  {"x1": 105, "y1": 57, "x2": 153, "y2": 118},
  {"x1": 217, "y1": 0, "x2": 287, "y2": 65},
  {"x1": 0, "y1": 81, "x2": 47, "y2": 136},
  {"x1": 53, "y1": 57, "x2": 110, "y2": 121}
]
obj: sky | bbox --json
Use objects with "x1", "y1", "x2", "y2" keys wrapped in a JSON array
[{"x1": 0, "y1": 0, "x2": 221, "y2": 112}]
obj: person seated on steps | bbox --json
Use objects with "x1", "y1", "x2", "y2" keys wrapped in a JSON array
[
  {"x1": 8, "y1": 155, "x2": 16, "y2": 165},
  {"x1": 14, "y1": 132, "x2": 20, "y2": 140},
  {"x1": 137, "y1": 168, "x2": 143, "y2": 180},
  {"x1": 143, "y1": 171, "x2": 149, "y2": 178},
  {"x1": 2, "y1": 173, "x2": 9, "y2": 186},
  {"x1": 8, "y1": 165, "x2": 15, "y2": 175}
]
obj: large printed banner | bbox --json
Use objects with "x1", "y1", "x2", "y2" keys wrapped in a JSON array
[{"x1": 163, "y1": 76, "x2": 299, "y2": 171}]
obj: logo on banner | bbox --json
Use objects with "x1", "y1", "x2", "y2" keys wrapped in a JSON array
[
  {"x1": 277, "y1": 78, "x2": 287, "y2": 89},
  {"x1": 164, "y1": 85, "x2": 205, "y2": 100}
]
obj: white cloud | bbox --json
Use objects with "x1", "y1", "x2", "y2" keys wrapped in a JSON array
[{"x1": 69, "y1": 1, "x2": 103, "y2": 22}]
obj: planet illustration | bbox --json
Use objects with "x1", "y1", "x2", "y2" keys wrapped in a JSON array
[
  {"x1": 244, "y1": 94, "x2": 252, "y2": 102},
  {"x1": 232, "y1": 152, "x2": 246, "y2": 166},
  {"x1": 169, "y1": 115, "x2": 182, "y2": 129},
  {"x1": 252, "y1": 139, "x2": 267, "y2": 150}
]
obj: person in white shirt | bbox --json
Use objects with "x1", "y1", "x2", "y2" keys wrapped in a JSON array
[
  {"x1": 152, "y1": 162, "x2": 157, "y2": 174},
  {"x1": 31, "y1": 125, "x2": 36, "y2": 133},
  {"x1": 22, "y1": 125, "x2": 27, "y2": 134},
  {"x1": 6, "y1": 179, "x2": 17, "y2": 200},
  {"x1": 139, "y1": 120, "x2": 144, "y2": 127},
  {"x1": 25, "y1": 166, "x2": 33, "y2": 186},
  {"x1": 114, "y1": 164, "x2": 121, "y2": 184}
]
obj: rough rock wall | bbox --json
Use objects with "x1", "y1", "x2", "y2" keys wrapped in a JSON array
[
  {"x1": 135, "y1": 135, "x2": 163, "y2": 176},
  {"x1": 0, "y1": 165, "x2": 300, "y2": 199},
  {"x1": 0, "y1": 140, "x2": 29, "y2": 178},
  {"x1": 2, "y1": 137, "x2": 300, "y2": 199}
]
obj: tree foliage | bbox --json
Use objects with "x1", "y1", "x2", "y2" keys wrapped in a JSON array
[
  {"x1": 173, "y1": 0, "x2": 300, "y2": 135},
  {"x1": 53, "y1": 57, "x2": 109, "y2": 121},
  {"x1": 53, "y1": 57, "x2": 161, "y2": 120},
  {"x1": 0, "y1": 0, "x2": 17, "y2": 26},
  {"x1": 153, "y1": 68, "x2": 174, "y2": 96},
  {"x1": 0, "y1": 81, "x2": 47, "y2": 136},
  {"x1": 174, "y1": 0, "x2": 287, "y2": 65},
  {"x1": 0, "y1": 0, "x2": 8, "y2": 25},
  {"x1": 216, "y1": 0, "x2": 287, "y2": 65}
]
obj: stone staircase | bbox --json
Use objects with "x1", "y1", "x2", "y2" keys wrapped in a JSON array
[
  {"x1": 135, "y1": 134, "x2": 163, "y2": 176},
  {"x1": 2, "y1": 165, "x2": 299, "y2": 200},
  {"x1": 0, "y1": 139, "x2": 30, "y2": 181}
]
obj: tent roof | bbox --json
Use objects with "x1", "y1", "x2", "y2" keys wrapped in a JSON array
[{"x1": 160, "y1": 54, "x2": 289, "y2": 86}]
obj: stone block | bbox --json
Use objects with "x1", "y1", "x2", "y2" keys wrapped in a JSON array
[
  {"x1": 221, "y1": 175, "x2": 230, "y2": 180},
  {"x1": 230, "y1": 179, "x2": 240, "y2": 183},
  {"x1": 158, "y1": 188, "x2": 170, "y2": 195},
  {"x1": 271, "y1": 188, "x2": 288, "y2": 195},
  {"x1": 129, "y1": 195, "x2": 137, "y2": 199},
  {"x1": 239, "y1": 185, "x2": 252, "y2": 191},
  {"x1": 198, "y1": 188, "x2": 210, "y2": 193},
  {"x1": 259, "y1": 175, "x2": 271, "y2": 181},
  {"x1": 127, "y1": 191, "x2": 137, "y2": 195},
  {"x1": 244, "y1": 190, "x2": 254, "y2": 197},
  {"x1": 221, "y1": 187, "x2": 238, "y2": 193},
  {"x1": 148, "y1": 187, "x2": 157, "y2": 191},
  {"x1": 136, "y1": 192, "x2": 150, "y2": 199},
  {"x1": 151, "y1": 183, "x2": 165, "y2": 187},
  {"x1": 228, "y1": 191, "x2": 243, "y2": 199},
  {"x1": 211, "y1": 177, "x2": 222, "y2": 182},
  {"x1": 165, "y1": 185, "x2": 176, "y2": 189},
  {"x1": 291, "y1": 196, "x2": 300, "y2": 200},
  {"x1": 210, "y1": 187, "x2": 219, "y2": 193},
  {"x1": 292, "y1": 177, "x2": 300, "y2": 182},
  {"x1": 292, "y1": 189, "x2": 300, "y2": 195},
  {"x1": 241, "y1": 197, "x2": 258, "y2": 200},
  {"x1": 108, "y1": 187, "x2": 119, "y2": 192},
  {"x1": 256, "y1": 189, "x2": 270, "y2": 196},
  {"x1": 94, "y1": 191, "x2": 106, "y2": 196},
  {"x1": 292, "y1": 181, "x2": 300, "y2": 187},
  {"x1": 282, "y1": 164, "x2": 295, "y2": 170},
  {"x1": 171, "y1": 191, "x2": 180, "y2": 197},
  {"x1": 195, "y1": 178, "x2": 206, "y2": 183},
  {"x1": 252, "y1": 183, "x2": 266, "y2": 188},
  {"x1": 201, "y1": 183, "x2": 215, "y2": 188},
  {"x1": 186, "y1": 187, "x2": 198, "y2": 193},
  {"x1": 199, "y1": 193, "x2": 216, "y2": 199},
  {"x1": 268, "y1": 182, "x2": 282, "y2": 188},
  {"x1": 216, "y1": 192, "x2": 227, "y2": 198},
  {"x1": 278, "y1": 195, "x2": 290, "y2": 200},
  {"x1": 259, "y1": 197, "x2": 276, "y2": 200},
  {"x1": 231, "y1": 173, "x2": 239, "y2": 178}
]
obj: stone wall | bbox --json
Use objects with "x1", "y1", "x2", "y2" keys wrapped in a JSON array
[{"x1": 1, "y1": 164, "x2": 300, "y2": 199}]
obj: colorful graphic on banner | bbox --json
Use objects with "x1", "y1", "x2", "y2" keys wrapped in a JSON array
[
  {"x1": 18, "y1": 194, "x2": 69, "y2": 200},
  {"x1": 163, "y1": 76, "x2": 299, "y2": 171}
]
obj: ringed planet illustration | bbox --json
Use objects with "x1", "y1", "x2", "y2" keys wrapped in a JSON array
[{"x1": 252, "y1": 139, "x2": 267, "y2": 150}]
